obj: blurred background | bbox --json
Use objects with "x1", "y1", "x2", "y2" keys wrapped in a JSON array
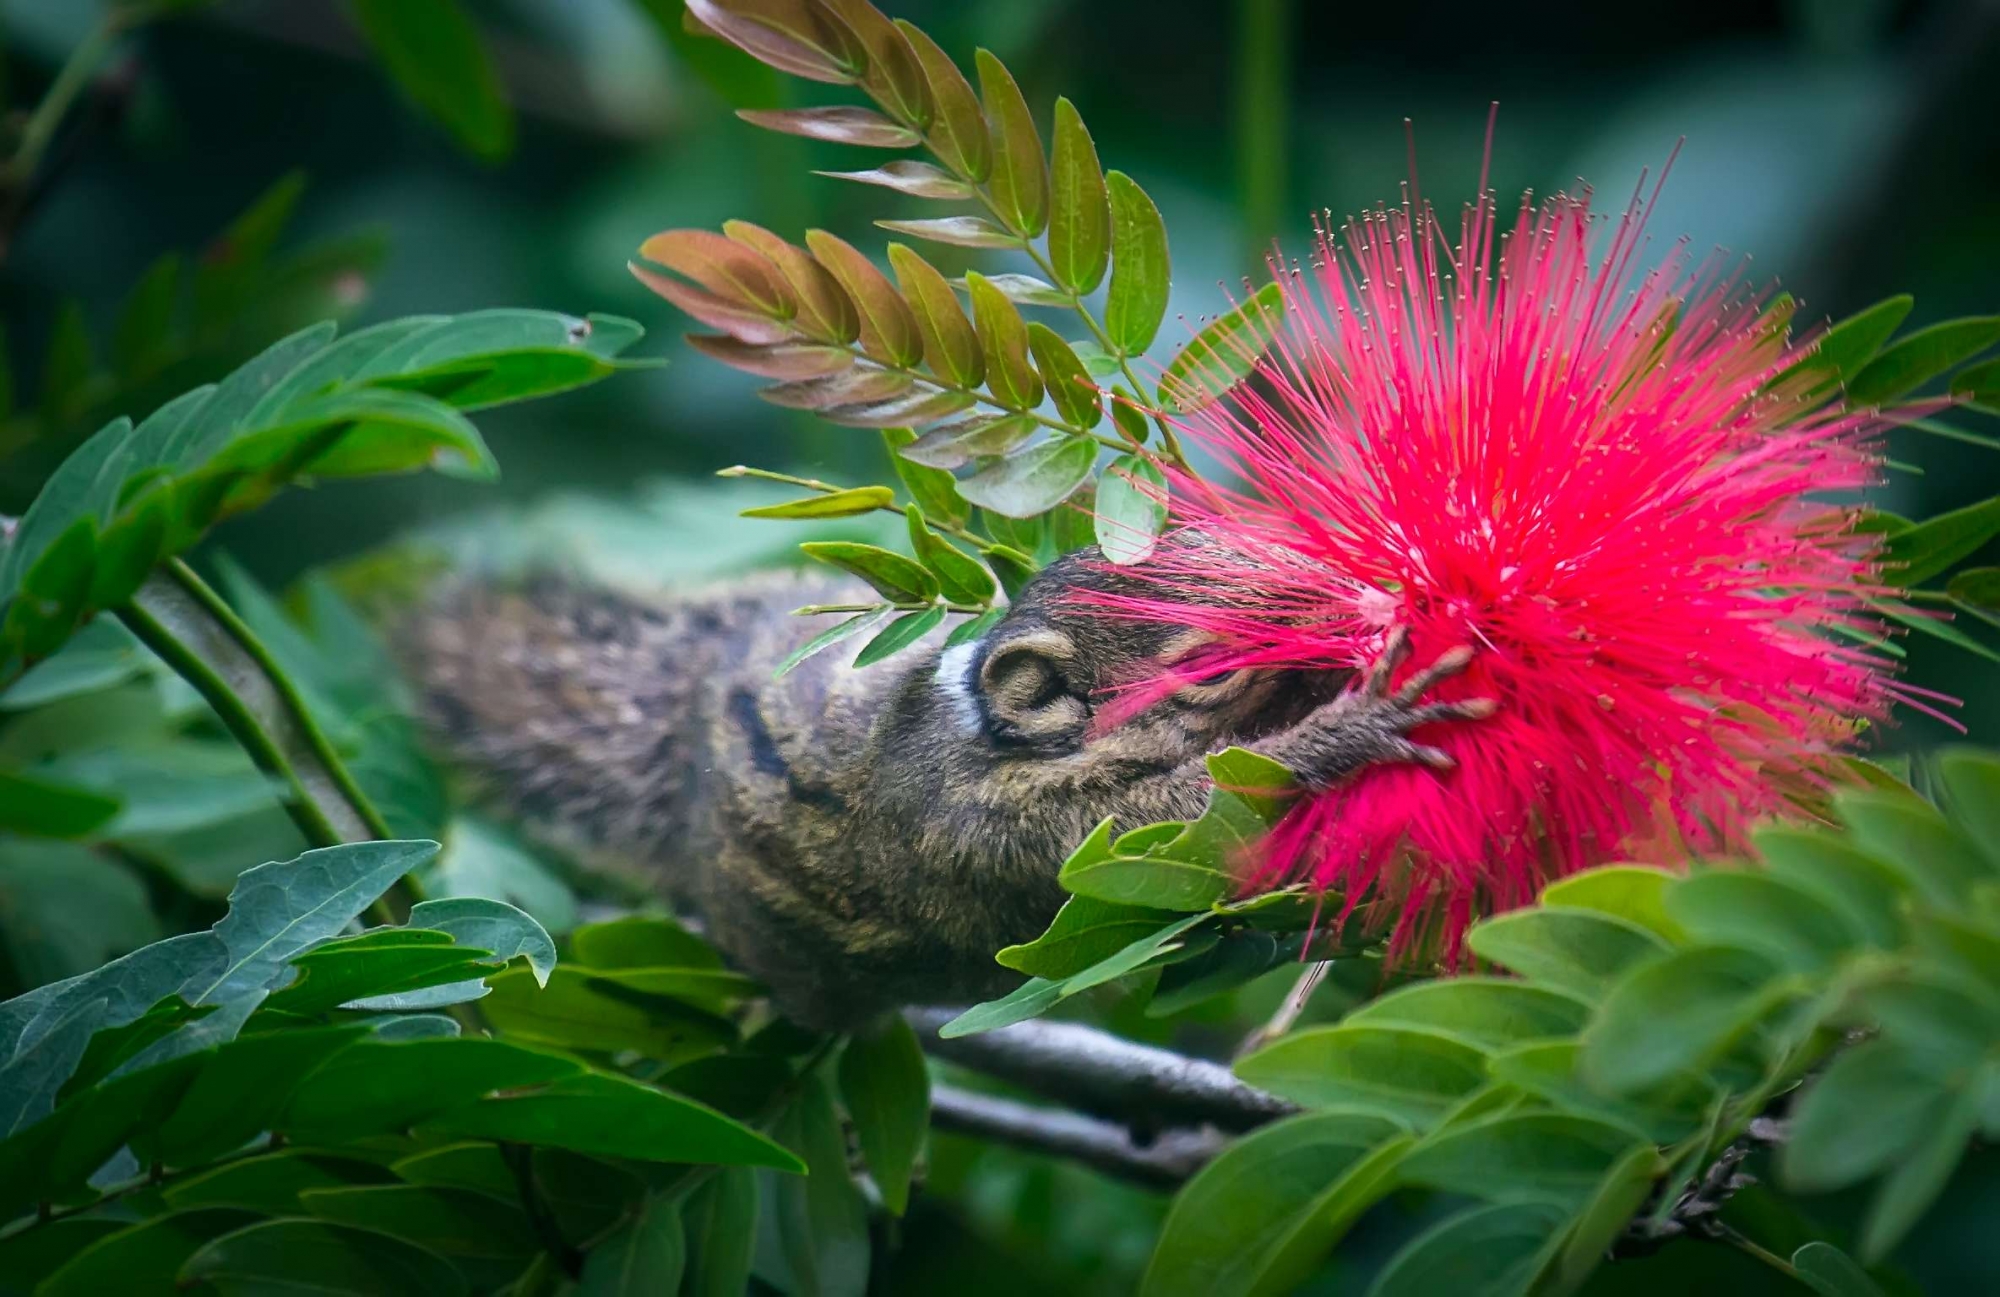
[{"x1": 4, "y1": 2, "x2": 1999, "y2": 1290}]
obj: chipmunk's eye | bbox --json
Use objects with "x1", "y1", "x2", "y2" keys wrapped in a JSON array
[{"x1": 977, "y1": 630, "x2": 1089, "y2": 751}]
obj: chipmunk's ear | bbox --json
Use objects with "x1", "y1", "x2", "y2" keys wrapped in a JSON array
[{"x1": 977, "y1": 629, "x2": 1089, "y2": 749}]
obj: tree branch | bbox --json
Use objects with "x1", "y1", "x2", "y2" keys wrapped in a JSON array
[
  {"x1": 904, "y1": 1007, "x2": 1297, "y2": 1134},
  {"x1": 928, "y1": 1086, "x2": 1227, "y2": 1191}
]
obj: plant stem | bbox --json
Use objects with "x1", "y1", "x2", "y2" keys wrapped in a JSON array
[
  {"x1": 165, "y1": 559, "x2": 397, "y2": 842},
  {"x1": 794, "y1": 601, "x2": 987, "y2": 617},
  {"x1": 114, "y1": 600, "x2": 345, "y2": 851},
  {"x1": 1233, "y1": 0, "x2": 1294, "y2": 267},
  {"x1": 0, "y1": 9, "x2": 130, "y2": 190},
  {"x1": 1714, "y1": 1223, "x2": 1801, "y2": 1280}
]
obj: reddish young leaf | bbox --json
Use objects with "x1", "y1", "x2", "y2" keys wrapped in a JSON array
[
  {"x1": 685, "y1": 0, "x2": 865, "y2": 84},
  {"x1": 804, "y1": 230, "x2": 924, "y2": 368},
  {"x1": 736, "y1": 106, "x2": 920, "y2": 148},
  {"x1": 630, "y1": 262, "x2": 792, "y2": 344},
  {"x1": 813, "y1": 161, "x2": 973, "y2": 200},
  {"x1": 825, "y1": 0, "x2": 932, "y2": 128},
  {"x1": 686, "y1": 334, "x2": 855, "y2": 380},
  {"x1": 760, "y1": 366, "x2": 915, "y2": 410},
  {"x1": 900, "y1": 413, "x2": 1038, "y2": 469},
  {"x1": 637, "y1": 229, "x2": 794, "y2": 318},
  {"x1": 874, "y1": 217, "x2": 1017, "y2": 250},
  {"x1": 724, "y1": 221, "x2": 859, "y2": 344},
  {"x1": 822, "y1": 387, "x2": 974, "y2": 428}
]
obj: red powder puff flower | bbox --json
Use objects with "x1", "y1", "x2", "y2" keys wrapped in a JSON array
[{"x1": 1092, "y1": 139, "x2": 1912, "y2": 958}]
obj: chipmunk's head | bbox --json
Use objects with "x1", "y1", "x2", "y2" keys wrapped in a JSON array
[{"x1": 933, "y1": 534, "x2": 1338, "y2": 763}]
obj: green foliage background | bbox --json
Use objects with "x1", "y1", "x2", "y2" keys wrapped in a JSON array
[{"x1": 2, "y1": 1, "x2": 1999, "y2": 1295}]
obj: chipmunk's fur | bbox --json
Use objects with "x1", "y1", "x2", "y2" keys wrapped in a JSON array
[{"x1": 398, "y1": 542, "x2": 1487, "y2": 1027}]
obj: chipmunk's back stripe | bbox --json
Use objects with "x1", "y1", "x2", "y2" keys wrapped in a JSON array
[{"x1": 728, "y1": 685, "x2": 850, "y2": 817}]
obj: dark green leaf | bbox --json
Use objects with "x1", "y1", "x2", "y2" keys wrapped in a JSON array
[
  {"x1": 1364, "y1": 1201, "x2": 1567, "y2": 1297},
  {"x1": 1158, "y1": 283, "x2": 1285, "y2": 412},
  {"x1": 944, "y1": 606, "x2": 1003, "y2": 647},
  {"x1": 1952, "y1": 356, "x2": 2000, "y2": 413},
  {"x1": 1788, "y1": 296, "x2": 1912, "y2": 389},
  {"x1": 1234, "y1": 1025, "x2": 1488, "y2": 1126},
  {"x1": 1859, "y1": 1082, "x2": 1979, "y2": 1263},
  {"x1": 777, "y1": 608, "x2": 892, "y2": 677},
  {"x1": 582, "y1": 1194, "x2": 685, "y2": 1295},
  {"x1": 571, "y1": 915, "x2": 722, "y2": 972},
  {"x1": 150, "y1": 1026, "x2": 372, "y2": 1167},
  {"x1": 1936, "y1": 746, "x2": 2000, "y2": 874},
  {"x1": 1399, "y1": 1112, "x2": 1648, "y2": 1208},
  {"x1": 1580, "y1": 945, "x2": 1788, "y2": 1094},
  {"x1": 853, "y1": 606, "x2": 945, "y2": 666},
  {"x1": 684, "y1": 1166, "x2": 759, "y2": 1297},
  {"x1": 838, "y1": 1014, "x2": 930, "y2": 1215},
  {"x1": 765, "y1": 1075, "x2": 870, "y2": 1295},
  {"x1": 798, "y1": 540, "x2": 939, "y2": 602},
  {"x1": 906, "y1": 507, "x2": 995, "y2": 603},
  {"x1": 429, "y1": 1069, "x2": 805, "y2": 1170},
  {"x1": 37, "y1": 1209, "x2": 257, "y2": 1297},
  {"x1": 1141, "y1": 1112, "x2": 1410, "y2": 1297},
  {"x1": 1550, "y1": 1144, "x2": 1664, "y2": 1292},
  {"x1": 166, "y1": 1150, "x2": 372, "y2": 1214},
  {"x1": 179, "y1": 1218, "x2": 467, "y2": 1296},
  {"x1": 479, "y1": 965, "x2": 733, "y2": 1062},
  {"x1": 1792, "y1": 1242, "x2": 1889, "y2": 1297},
  {"x1": 883, "y1": 426, "x2": 971, "y2": 527},
  {"x1": 1782, "y1": 1039, "x2": 1950, "y2": 1191},
  {"x1": 1881, "y1": 495, "x2": 2000, "y2": 586},
  {"x1": 351, "y1": 0, "x2": 513, "y2": 160},
  {"x1": 1848, "y1": 315, "x2": 2000, "y2": 406},
  {"x1": 0, "y1": 769, "x2": 119, "y2": 837},
  {"x1": 1664, "y1": 870, "x2": 1860, "y2": 974},
  {"x1": 1047, "y1": 97, "x2": 1110, "y2": 293},
  {"x1": 979, "y1": 542, "x2": 1039, "y2": 598},
  {"x1": 1027, "y1": 323, "x2": 1102, "y2": 429},
  {"x1": 935, "y1": 977, "x2": 1062, "y2": 1038},
  {"x1": 1105, "y1": 171, "x2": 1170, "y2": 354},
  {"x1": 302, "y1": 1184, "x2": 536, "y2": 1261}
]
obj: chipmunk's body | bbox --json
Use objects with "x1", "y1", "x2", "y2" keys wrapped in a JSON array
[{"x1": 401, "y1": 545, "x2": 1484, "y2": 1027}]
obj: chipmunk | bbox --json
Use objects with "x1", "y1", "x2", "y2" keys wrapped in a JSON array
[{"x1": 397, "y1": 538, "x2": 1491, "y2": 1028}]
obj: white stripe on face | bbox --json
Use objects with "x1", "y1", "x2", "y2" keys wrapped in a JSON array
[{"x1": 933, "y1": 640, "x2": 983, "y2": 734}]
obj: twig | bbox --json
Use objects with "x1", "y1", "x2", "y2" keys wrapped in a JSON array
[
  {"x1": 1614, "y1": 1117, "x2": 1790, "y2": 1257},
  {"x1": 1236, "y1": 960, "x2": 1328, "y2": 1059},
  {"x1": 928, "y1": 1085, "x2": 1226, "y2": 1190},
  {"x1": 905, "y1": 1007, "x2": 1297, "y2": 1134}
]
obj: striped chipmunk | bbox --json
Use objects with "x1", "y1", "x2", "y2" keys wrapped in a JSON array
[{"x1": 397, "y1": 536, "x2": 1493, "y2": 1028}]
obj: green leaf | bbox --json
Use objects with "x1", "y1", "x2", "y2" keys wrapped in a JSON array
[
  {"x1": 179, "y1": 1218, "x2": 467, "y2": 1296},
  {"x1": 883, "y1": 426, "x2": 970, "y2": 527},
  {"x1": 944, "y1": 606, "x2": 1004, "y2": 648},
  {"x1": 1047, "y1": 97, "x2": 1110, "y2": 293},
  {"x1": 1027, "y1": 323, "x2": 1102, "y2": 429},
  {"x1": 38, "y1": 301, "x2": 94, "y2": 420},
  {"x1": 1550, "y1": 1143, "x2": 1665, "y2": 1292},
  {"x1": 402, "y1": 895, "x2": 556, "y2": 986},
  {"x1": 1579, "y1": 944, "x2": 1788, "y2": 1094},
  {"x1": 1935, "y1": 746, "x2": 2000, "y2": 874},
  {"x1": 1859, "y1": 1081, "x2": 1979, "y2": 1263},
  {"x1": 1096, "y1": 452, "x2": 1168, "y2": 564},
  {"x1": 1159, "y1": 283, "x2": 1285, "y2": 412},
  {"x1": 1782, "y1": 1039, "x2": 1951, "y2": 1191},
  {"x1": 350, "y1": 0, "x2": 513, "y2": 160},
  {"x1": 113, "y1": 252, "x2": 182, "y2": 381},
  {"x1": 1105, "y1": 171, "x2": 1171, "y2": 354},
  {"x1": 1752, "y1": 825, "x2": 1910, "y2": 950},
  {"x1": 37, "y1": 1209, "x2": 258, "y2": 1297},
  {"x1": 279, "y1": 1036, "x2": 581, "y2": 1141},
  {"x1": 1464, "y1": 906, "x2": 1668, "y2": 1001},
  {"x1": 853, "y1": 606, "x2": 946, "y2": 666},
  {"x1": 888, "y1": 243, "x2": 983, "y2": 388},
  {"x1": 906, "y1": 506, "x2": 995, "y2": 603},
  {"x1": 1399, "y1": 1112, "x2": 1647, "y2": 1208},
  {"x1": 1789, "y1": 296, "x2": 1912, "y2": 389},
  {"x1": 0, "y1": 769, "x2": 120, "y2": 837},
  {"x1": 838, "y1": 1014, "x2": 930, "y2": 1215},
  {"x1": 1141, "y1": 1112, "x2": 1410, "y2": 1297},
  {"x1": 742, "y1": 486, "x2": 897, "y2": 520},
  {"x1": 165, "y1": 1150, "x2": 373, "y2": 1214},
  {"x1": 1881, "y1": 494, "x2": 2000, "y2": 586},
  {"x1": 1833, "y1": 787, "x2": 1988, "y2": 906},
  {"x1": 798, "y1": 540, "x2": 939, "y2": 602},
  {"x1": 1663, "y1": 870, "x2": 1860, "y2": 974},
  {"x1": 766, "y1": 1074, "x2": 870, "y2": 1295},
  {"x1": 421, "y1": 1068, "x2": 804, "y2": 1170},
  {"x1": 684, "y1": 1166, "x2": 759, "y2": 1297},
  {"x1": 1347, "y1": 979, "x2": 1591, "y2": 1051},
  {"x1": 261, "y1": 935, "x2": 493, "y2": 1019},
  {"x1": 479, "y1": 965, "x2": 733, "y2": 1062},
  {"x1": 151, "y1": 1027, "x2": 371, "y2": 1167},
  {"x1": 973, "y1": 48, "x2": 1047, "y2": 236},
  {"x1": 301, "y1": 1184, "x2": 536, "y2": 1261},
  {"x1": 1952, "y1": 356, "x2": 2000, "y2": 413},
  {"x1": 957, "y1": 436, "x2": 1096, "y2": 519},
  {"x1": 1364, "y1": 1201, "x2": 1568, "y2": 1297},
  {"x1": 777, "y1": 608, "x2": 892, "y2": 677},
  {"x1": 0, "y1": 1217, "x2": 126, "y2": 1293},
  {"x1": 1487, "y1": 1040, "x2": 1714, "y2": 1145},
  {"x1": 1847, "y1": 315, "x2": 2000, "y2": 406},
  {"x1": 896, "y1": 19, "x2": 989, "y2": 179},
  {"x1": 965, "y1": 272, "x2": 1043, "y2": 412},
  {"x1": 582, "y1": 1194, "x2": 686, "y2": 1295},
  {"x1": 901, "y1": 413, "x2": 1038, "y2": 469},
  {"x1": 997, "y1": 894, "x2": 1182, "y2": 979},
  {"x1": 935, "y1": 977, "x2": 1063, "y2": 1038},
  {"x1": 1234, "y1": 1025, "x2": 1488, "y2": 1126},
  {"x1": 1537, "y1": 865, "x2": 1686, "y2": 943},
  {"x1": 979, "y1": 542, "x2": 1039, "y2": 598},
  {"x1": 571, "y1": 914, "x2": 719, "y2": 970},
  {"x1": 1792, "y1": 1242, "x2": 1890, "y2": 1297}
]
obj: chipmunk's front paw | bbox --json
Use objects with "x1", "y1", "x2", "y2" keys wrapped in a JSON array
[{"x1": 1288, "y1": 627, "x2": 1497, "y2": 786}]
